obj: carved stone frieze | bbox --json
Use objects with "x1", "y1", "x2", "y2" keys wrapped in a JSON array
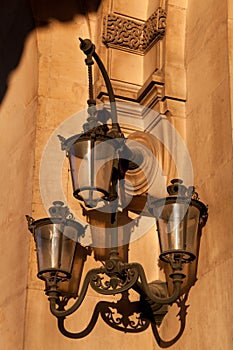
[{"x1": 102, "y1": 7, "x2": 166, "y2": 55}]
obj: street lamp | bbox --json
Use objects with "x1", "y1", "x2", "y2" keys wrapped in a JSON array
[{"x1": 27, "y1": 39, "x2": 208, "y2": 346}]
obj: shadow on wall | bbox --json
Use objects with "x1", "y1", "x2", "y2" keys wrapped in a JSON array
[{"x1": 0, "y1": 0, "x2": 101, "y2": 104}]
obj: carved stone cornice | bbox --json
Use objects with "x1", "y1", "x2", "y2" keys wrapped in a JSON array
[
  {"x1": 102, "y1": 7, "x2": 166, "y2": 55},
  {"x1": 96, "y1": 69, "x2": 165, "y2": 113}
]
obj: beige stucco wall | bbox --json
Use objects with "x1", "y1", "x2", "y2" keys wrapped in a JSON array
[
  {"x1": 185, "y1": 0, "x2": 233, "y2": 347},
  {"x1": 159, "y1": 0, "x2": 233, "y2": 349},
  {"x1": 228, "y1": 0, "x2": 233, "y2": 136},
  {"x1": 0, "y1": 31, "x2": 38, "y2": 350},
  {"x1": 19, "y1": 1, "x2": 233, "y2": 349},
  {"x1": 1, "y1": 0, "x2": 232, "y2": 349}
]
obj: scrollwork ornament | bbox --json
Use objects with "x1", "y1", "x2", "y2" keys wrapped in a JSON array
[
  {"x1": 90, "y1": 267, "x2": 139, "y2": 295},
  {"x1": 100, "y1": 294, "x2": 150, "y2": 333},
  {"x1": 102, "y1": 307, "x2": 148, "y2": 332},
  {"x1": 103, "y1": 7, "x2": 166, "y2": 54}
]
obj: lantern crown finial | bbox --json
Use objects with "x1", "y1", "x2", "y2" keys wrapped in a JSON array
[
  {"x1": 49, "y1": 201, "x2": 74, "y2": 220},
  {"x1": 167, "y1": 178, "x2": 187, "y2": 196}
]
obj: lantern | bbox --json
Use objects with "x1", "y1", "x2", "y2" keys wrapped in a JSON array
[
  {"x1": 84, "y1": 209, "x2": 134, "y2": 262},
  {"x1": 150, "y1": 179, "x2": 208, "y2": 265},
  {"x1": 63, "y1": 130, "x2": 117, "y2": 208},
  {"x1": 26, "y1": 202, "x2": 88, "y2": 297}
]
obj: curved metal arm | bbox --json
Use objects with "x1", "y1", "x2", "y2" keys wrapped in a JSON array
[
  {"x1": 48, "y1": 267, "x2": 104, "y2": 318},
  {"x1": 57, "y1": 297, "x2": 151, "y2": 339},
  {"x1": 125, "y1": 262, "x2": 183, "y2": 305},
  {"x1": 79, "y1": 38, "x2": 119, "y2": 131},
  {"x1": 151, "y1": 294, "x2": 189, "y2": 348},
  {"x1": 57, "y1": 302, "x2": 103, "y2": 339},
  {"x1": 90, "y1": 264, "x2": 139, "y2": 295},
  {"x1": 92, "y1": 52, "x2": 118, "y2": 127}
]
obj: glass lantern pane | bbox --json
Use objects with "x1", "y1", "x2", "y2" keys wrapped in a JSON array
[
  {"x1": 87, "y1": 210, "x2": 132, "y2": 262},
  {"x1": 36, "y1": 223, "x2": 62, "y2": 273},
  {"x1": 55, "y1": 243, "x2": 88, "y2": 298},
  {"x1": 91, "y1": 225, "x2": 130, "y2": 262},
  {"x1": 185, "y1": 206, "x2": 200, "y2": 255},
  {"x1": 60, "y1": 227, "x2": 78, "y2": 272},
  {"x1": 35, "y1": 221, "x2": 77, "y2": 280},
  {"x1": 69, "y1": 138, "x2": 115, "y2": 206},
  {"x1": 157, "y1": 202, "x2": 200, "y2": 260}
]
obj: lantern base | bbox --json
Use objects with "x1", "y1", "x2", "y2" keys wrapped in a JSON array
[
  {"x1": 73, "y1": 187, "x2": 109, "y2": 207},
  {"x1": 159, "y1": 250, "x2": 196, "y2": 264},
  {"x1": 38, "y1": 269, "x2": 71, "y2": 283}
]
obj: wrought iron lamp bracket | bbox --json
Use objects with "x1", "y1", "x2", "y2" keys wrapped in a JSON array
[
  {"x1": 151, "y1": 293, "x2": 189, "y2": 347},
  {"x1": 48, "y1": 259, "x2": 184, "y2": 320},
  {"x1": 79, "y1": 37, "x2": 121, "y2": 135},
  {"x1": 52, "y1": 279, "x2": 189, "y2": 341},
  {"x1": 125, "y1": 262, "x2": 184, "y2": 305},
  {"x1": 55, "y1": 291, "x2": 189, "y2": 341},
  {"x1": 90, "y1": 262, "x2": 139, "y2": 295},
  {"x1": 56, "y1": 294, "x2": 150, "y2": 339},
  {"x1": 26, "y1": 32, "x2": 209, "y2": 344},
  {"x1": 99, "y1": 292, "x2": 150, "y2": 333}
]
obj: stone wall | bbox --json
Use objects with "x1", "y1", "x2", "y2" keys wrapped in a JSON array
[
  {"x1": 159, "y1": 0, "x2": 233, "y2": 349},
  {"x1": 1, "y1": 0, "x2": 232, "y2": 349},
  {"x1": 0, "y1": 30, "x2": 38, "y2": 350}
]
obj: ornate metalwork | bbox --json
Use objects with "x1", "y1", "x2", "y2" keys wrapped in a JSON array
[
  {"x1": 100, "y1": 292, "x2": 150, "y2": 333},
  {"x1": 57, "y1": 295, "x2": 150, "y2": 338},
  {"x1": 151, "y1": 293, "x2": 189, "y2": 347},
  {"x1": 55, "y1": 292, "x2": 188, "y2": 340},
  {"x1": 28, "y1": 36, "x2": 208, "y2": 346},
  {"x1": 57, "y1": 301, "x2": 103, "y2": 339},
  {"x1": 90, "y1": 266, "x2": 139, "y2": 295},
  {"x1": 48, "y1": 201, "x2": 74, "y2": 220},
  {"x1": 102, "y1": 7, "x2": 166, "y2": 54}
]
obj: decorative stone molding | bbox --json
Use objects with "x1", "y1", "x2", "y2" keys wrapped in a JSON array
[
  {"x1": 102, "y1": 7, "x2": 166, "y2": 55},
  {"x1": 96, "y1": 69, "x2": 165, "y2": 114}
]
